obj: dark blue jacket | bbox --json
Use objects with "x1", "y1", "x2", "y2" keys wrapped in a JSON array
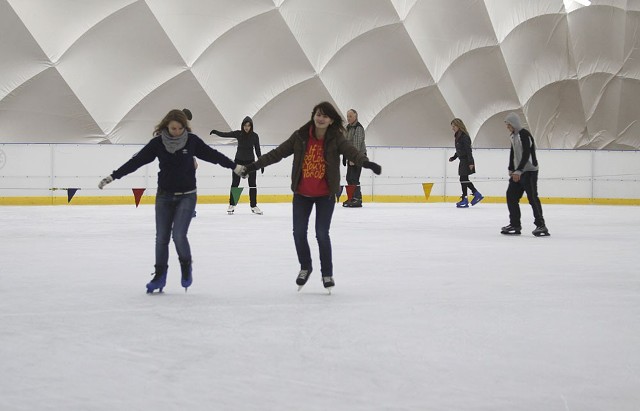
[{"x1": 112, "y1": 133, "x2": 235, "y2": 193}]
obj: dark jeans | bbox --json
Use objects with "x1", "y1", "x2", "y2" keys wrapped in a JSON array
[
  {"x1": 230, "y1": 159, "x2": 257, "y2": 207},
  {"x1": 459, "y1": 175, "x2": 477, "y2": 197},
  {"x1": 155, "y1": 191, "x2": 196, "y2": 268},
  {"x1": 292, "y1": 194, "x2": 335, "y2": 277},
  {"x1": 346, "y1": 164, "x2": 362, "y2": 200},
  {"x1": 506, "y1": 171, "x2": 545, "y2": 227}
]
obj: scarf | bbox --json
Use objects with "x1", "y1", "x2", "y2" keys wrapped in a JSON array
[{"x1": 160, "y1": 129, "x2": 188, "y2": 153}]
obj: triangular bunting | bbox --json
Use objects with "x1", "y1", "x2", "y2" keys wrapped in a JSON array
[
  {"x1": 67, "y1": 188, "x2": 79, "y2": 203},
  {"x1": 345, "y1": 185, "x2": 356, "y2": 201},
  {"x1": 230, "y1": 187, "x2": 243, "y2": 206},
  {"x1": 422, "y1": 183, "x2": 434, "y2": 201},
  {"x1": 132, "y1": 188, "x2": 146, "y2": 208}
]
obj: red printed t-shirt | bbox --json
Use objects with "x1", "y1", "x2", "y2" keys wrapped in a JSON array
[{"x1": 296, "y1": 129, "x2": 330, "y2": 197}]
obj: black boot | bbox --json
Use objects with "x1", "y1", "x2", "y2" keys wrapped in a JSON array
[
  {"x1": 501, "y1": 224, "x2": 522, "y2": 235},
  {"x1": 179, "y1": 259, "x2": 192, "y2": 291}
]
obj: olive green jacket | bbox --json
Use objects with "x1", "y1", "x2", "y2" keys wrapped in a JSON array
[{"x1": 252, "y1": 122, "x2": 369, "y2": 195}]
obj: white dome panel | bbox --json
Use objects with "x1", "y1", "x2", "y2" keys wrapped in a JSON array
[
  {"x1": 192, "y1": 9, "x2": 315, "y2": 125},
  {"x1": 366, "y1": 87, "x2": 454, "y2": 147},
  {"x1": 253, "y1": 77, "x2": 336, "y2": 145},
  {"x1": 484, "y1": 0, "x2": 565, "y2": 43},
  {"x1": 0, "y1": 1, "x2": 50, "y2": 101},
  {"x1": 404, "y1": 0, "x2": 498, "y2": 82},
  {"x1": 55, "y1": 1, "x2": 187, "y2": 134},
  {"x1": 146, "y1": 0, "x2": 276, "y2": 65},
  {"x1": 321, "y1": 24, "x2": 433, "y2": 128},
  {"x1": 0, "y1": 68, "x2": 103, "y2": 143},
  {"x1": 280, "y1": 0, "x2": 400, "y2": 72},
  {"x1": 438, "y1": 46, "x2": 520, "y2": 139},
  {"x1": 524, "y1": 80, "x2": 587, "y2": 149},
  {"x1": 108, "y1": 71, "x2": 228, "y2": 144},
  {"x1": 501, "y1": 14, "x2": 576, "y2": 105},
  {"x1": 7, "y1": 0, "x2": 136, "y2": 62}
]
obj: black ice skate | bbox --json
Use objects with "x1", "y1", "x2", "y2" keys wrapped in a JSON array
[
  {"x1": 296, "y1": 268, "x2": 312, "y2": 291},
  {"x1": 343, "y1": 198, "x2": 362, "y2": 208},
  {"x1": 532, "y1": 225, "x2": 551, "y2": 237},
  {"x1": 501, "y1": 224, "x2": 522, "y2": 235},
  {"x1": 322, "y1": 276, "x2": 335, "y2": 294}
]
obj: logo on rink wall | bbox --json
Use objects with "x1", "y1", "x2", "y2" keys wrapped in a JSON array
[{"x1": 0, "y1": 149, "x2": 5, "y2": 170}]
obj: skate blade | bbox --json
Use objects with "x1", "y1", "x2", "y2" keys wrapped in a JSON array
[
  {"x1": 533, "y1": 232, "x2": 551, "y2": 237},
  {"x1": 297, "y1": 285, "x2": 305, "y2": 292},
  {"x1": 501, "y1": 231, "x2": 521, "y2": 235},
  {"x1": 325, "y1": 287, "x2": 333, "y2": 295}
]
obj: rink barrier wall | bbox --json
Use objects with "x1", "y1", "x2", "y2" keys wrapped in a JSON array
[{"x1": 0, "y1": 144, "x2": 639, "y2": 206}]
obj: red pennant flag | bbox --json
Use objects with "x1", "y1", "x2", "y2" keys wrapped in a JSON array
[
  {"x1": 67, "y1": 188, "x2": 79, "y2": 203},
  {"x1": 345, "y1": 185, "x2": 356, "y2": 201},
  {"x1": 132, "y1": 188, "x2": 146, "y2": 208}
]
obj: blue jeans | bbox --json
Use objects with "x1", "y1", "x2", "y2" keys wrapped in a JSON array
[
  {"x1": 155, "y1": 191, "x2": 196, "y2": 268},
  {"x1": 292, "y1": 194, "x2": 335, "y2": 277}
]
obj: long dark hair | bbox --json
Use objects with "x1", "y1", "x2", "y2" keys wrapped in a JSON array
[
  {"x1": 153, "y1": 109, "x2": 191, "y2": 136},
  {"x1": 308, "y1": 101, "x2": 345, "y2": 136},
  {"x1": 451, "y1": 118, "x2": 468, "y2": 135}
]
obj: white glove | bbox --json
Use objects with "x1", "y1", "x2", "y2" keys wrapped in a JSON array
[
  {"x1": 98, "y1": 175, "x2": 113, "y2": 189},
  {"x1": 233, "y1": 165, "x2": 247, "y2": 178}
]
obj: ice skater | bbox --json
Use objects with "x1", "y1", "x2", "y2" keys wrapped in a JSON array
[
  {"x1": 449, "y1": 118, "x2": 483, "y2": 208},
  {"x1": 210, "y1": 117, "x2": 263, "y2": 215},
  {"x1": 239, "y1": 102, "x2": 382, "y2": 293},
  {"x1": 501, "y1": 112, "x2": 550, "y2": 236},
  {"x1": 342, "y1": 109, "x2": 367, "y2": 207},
  {"x1": 98, "y1": 109, "x2": 244, "y2": 293}
]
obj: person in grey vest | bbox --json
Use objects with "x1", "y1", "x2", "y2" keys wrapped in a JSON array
[{"x1": 501, "y1": 112, "x2": 550, "y2": 236}]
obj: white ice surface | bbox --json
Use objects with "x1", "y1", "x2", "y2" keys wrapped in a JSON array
[{"x1": 1, "y1": 202, "x2": 639, "y2": 411}]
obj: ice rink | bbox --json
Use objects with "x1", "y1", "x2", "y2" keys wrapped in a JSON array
[{"x1": 1, "y1": 201, "x2": 639, "y2": 411}]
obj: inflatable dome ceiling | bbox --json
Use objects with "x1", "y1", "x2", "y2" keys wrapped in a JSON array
[{"x1": 1, "y1": 0, "x2": 639, "y2": 149}]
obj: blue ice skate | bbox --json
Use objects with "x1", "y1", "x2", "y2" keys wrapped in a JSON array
[
  {"x1": 180, "y1": 259, "x2": 193, "y2": 291},
  {"x1": 456, "y1": 197, "x2": 469, "y2": 208},
  {"x1": 147, "y1": 265, "x2": 167, "y2": 294},
  {"x1": 471, "y1": 192, "x2": 484, "y2": 206}
]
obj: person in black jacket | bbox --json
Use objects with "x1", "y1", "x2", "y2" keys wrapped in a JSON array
[
  {"x1": 210, "y1": 117, "x2": 263, "y2": 214},
  {"x1": 98, "y1": 109, "x2": 244, "y2": 293},
  {"x1": 449, "y1": 118, "x2": 483, "y2": 208}
]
